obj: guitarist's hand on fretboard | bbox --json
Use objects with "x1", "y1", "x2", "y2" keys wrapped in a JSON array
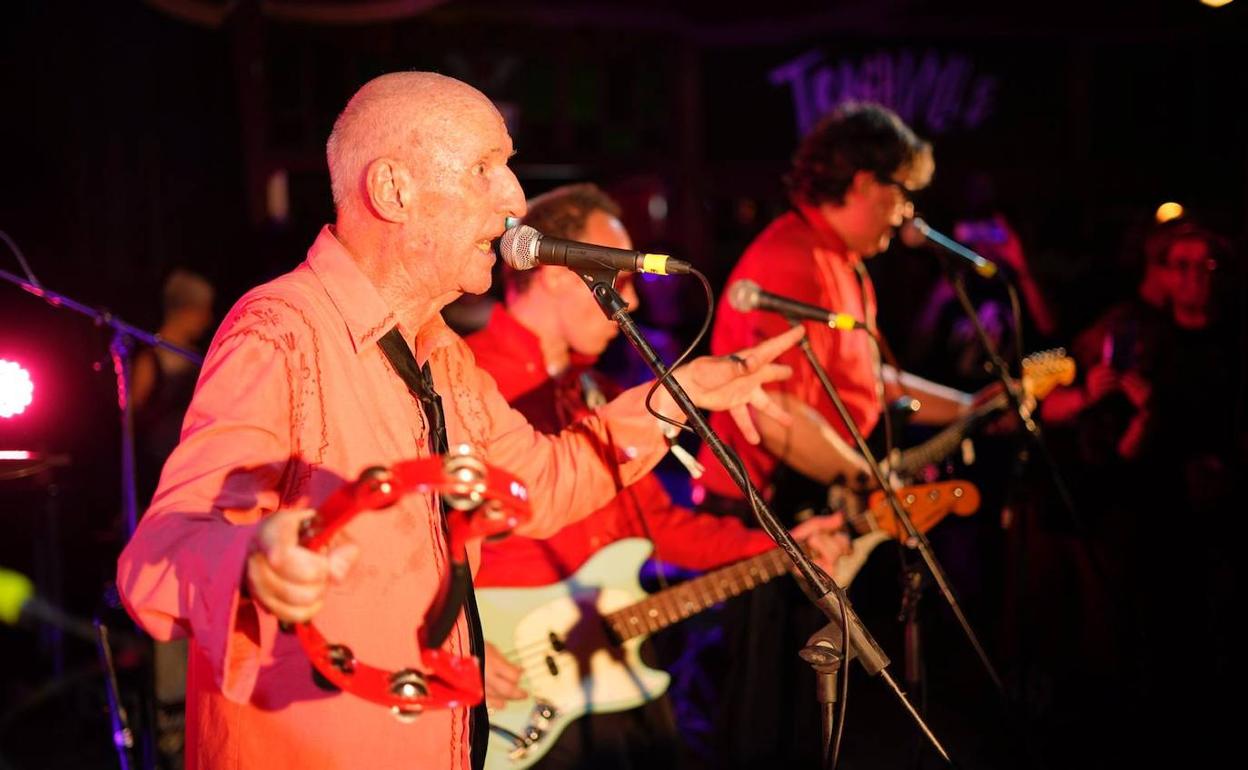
[
  {"x1": 973, "y1": 380, "x2": 1035, "y2": 436},
  {"x1": 790, "y1": 512, "x2": 853, "y2": 576}
]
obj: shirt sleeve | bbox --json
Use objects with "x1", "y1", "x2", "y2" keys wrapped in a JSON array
[
  {"x1": 116, "y1": 295, "x2": 299, "y2": 704},
  {"x1": 716, "y1": 242, "x2": 834, "y2": 407},
  {"x1": 614, "y1": 475, "x2": 775, "y2": 570},
  {"x1": 459, "y1": 344, "x2": 671, "y2": 539}
]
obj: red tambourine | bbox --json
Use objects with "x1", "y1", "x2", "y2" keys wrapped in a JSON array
[{"x1": 291, "y1": 445, "x2": 531, "y2": 721}]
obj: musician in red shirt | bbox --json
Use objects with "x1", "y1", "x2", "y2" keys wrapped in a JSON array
[
  {"x1": 698, "y1": 103, "x2": 984, "y2": 517},
  {"x1": 468, "y1": 183, "x2": 849, "y2": 769},
  {"x1": 696, "y1": 103, "x2": 997, "y2": 768}
]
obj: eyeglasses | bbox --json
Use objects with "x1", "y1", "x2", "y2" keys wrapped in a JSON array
[
  {"x1": 874, "y1": 173, "x2": 918, "y2": 205},
  {"x1": 1165, "y1": 258, "x2": 1217, "y2": 274}
]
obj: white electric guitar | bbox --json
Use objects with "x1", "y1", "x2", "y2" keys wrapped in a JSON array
[{"x1": 477, "y1": 480, "x2": 979, "y2": 769}]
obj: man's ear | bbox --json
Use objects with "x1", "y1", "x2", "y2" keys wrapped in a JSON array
[
  {"x1": 364, "y1": 158, "x2": 412, "y2": 223},
  {"x1": 848, "y1": 168, "x2": 876, "y2": 199}
]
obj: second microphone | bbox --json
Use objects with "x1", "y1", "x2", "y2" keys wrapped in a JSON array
[{"x1": 728, "y1": 279, "x2": 867, "y2": 330}]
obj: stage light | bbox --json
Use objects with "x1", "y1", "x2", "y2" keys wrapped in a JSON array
[
  {"x1": 0, "y1": 359, "x2": 34, "y2": 418},
  {"x1": 1200, "y1": 0, "x2": 1233, "y2": 8},
  {"x1": 1155, "y1": 201, "x2": 1184, "y2": 223}
]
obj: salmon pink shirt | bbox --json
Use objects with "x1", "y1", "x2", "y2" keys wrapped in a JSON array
[{"x1": 117, "y1": 227, "x2": 670, "y2": 770}]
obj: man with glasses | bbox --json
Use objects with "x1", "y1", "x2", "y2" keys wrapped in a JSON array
[
  {"x1": 698, "y1": 101, "x2": 981, "y2": 523},
  {"x1": 694, "y1": 102, "x2": 990, "y2": 768}
]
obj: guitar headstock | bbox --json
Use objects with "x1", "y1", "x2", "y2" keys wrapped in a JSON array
[
  {"x1": 864, "y1": 480, "x2": 982, "y2": 539},
  {"x1": 1021, "y1": 348, "x2": 1076, "y2": 400}
]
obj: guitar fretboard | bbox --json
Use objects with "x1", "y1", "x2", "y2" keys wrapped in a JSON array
[{"x1": 603, "y1": 548, "x2": 791, "y2": 642}]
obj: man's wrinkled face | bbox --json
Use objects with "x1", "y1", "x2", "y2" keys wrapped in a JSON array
[
  {"x1": 404, "y1": 95, "x2": 526, "y2": 296},
  {"x1": 553, "y1": 210, "x2": 639, "y2": 358}
]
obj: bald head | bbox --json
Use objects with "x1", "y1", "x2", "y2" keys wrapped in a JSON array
[
  {"x1": 322, "y1": 71, "x2": 525, "y2": 304},
  {"x1": 326, "y1": 72, "x2": 494, "y2": 211}
]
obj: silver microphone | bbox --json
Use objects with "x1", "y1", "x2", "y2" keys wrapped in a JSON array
[{"x1": 499, "y1": 225, "x2": 690, "y2": 276}]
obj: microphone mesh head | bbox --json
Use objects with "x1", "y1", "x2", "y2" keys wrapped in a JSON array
[
  {"x1": 727, "y1": 279, "x2": 761, "y2": 313},
  {"x1": 499, "y1": 225, "x2": 541, "y2": 270},
  {"x1": 899, "y1": 217, "x2": 929, "y2": 249}
]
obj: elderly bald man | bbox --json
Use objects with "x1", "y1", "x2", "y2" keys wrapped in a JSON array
[{"x1": 117, "y1": 72, "x2": 802, "y2": 770}]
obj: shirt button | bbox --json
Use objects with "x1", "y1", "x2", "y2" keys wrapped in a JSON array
[{"x1": 623, "y1": 446, "x2": 638, "y2": 460}]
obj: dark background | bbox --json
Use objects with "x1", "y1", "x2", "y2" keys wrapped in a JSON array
[{"x1": 1, "y1": 1, "x2": 1245, "y2": 768}]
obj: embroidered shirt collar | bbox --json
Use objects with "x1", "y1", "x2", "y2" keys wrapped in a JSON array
[
  {"x1": 306, "y1": 225, "x2": 462, "y2": 360},
  {"x1": 307, "y1": 225, "x2": 397, "y2": 354}
]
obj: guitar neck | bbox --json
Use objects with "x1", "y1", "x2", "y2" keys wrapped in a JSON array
[
  {"x1": 603, "y1": 548, "x2": 791, "y2": 642},
  {"x1": 895, "y1": 392, "x2": 1007, "y2": 474}
]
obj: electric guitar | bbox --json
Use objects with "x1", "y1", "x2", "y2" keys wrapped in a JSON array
[
  {"x1": 889, "y1": 348, "x2": 1076, "y2": 477},
  {"x1": 477, "y1": 480, "x2": 978, "y2": 769},
  {"x1": 829, "y1": 479, "x2": 981, "y2": 585}
]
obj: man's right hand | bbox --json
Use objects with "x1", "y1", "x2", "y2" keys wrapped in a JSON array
[
  {"x1": 483, "y1": 641, "x2": 527, "y2": 710},
  {"x1": 245, "y1": 508, "x2": 359, "y2": 624}
]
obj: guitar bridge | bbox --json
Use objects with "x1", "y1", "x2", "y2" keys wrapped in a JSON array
[{"x1": 490, "y1": 699, "x2": 559, "y2": 762}]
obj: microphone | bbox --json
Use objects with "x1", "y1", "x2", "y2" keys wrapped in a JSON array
[
  {"x1": 727, "y1": 280, "x2": 866, "y2": 330},
  {"x1": 0, "y1": 567, "x2": 99, "y2": 642},
  {"x1": 899, "y1": 217, "x2": 998, "y2": 278},
  {"x1": 499, "y1": 224, "x2": 692, "y2": 276}
]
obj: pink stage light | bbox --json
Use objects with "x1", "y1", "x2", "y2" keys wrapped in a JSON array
[{"x1": 0, "y1": 359, "x2": 34, "y2": 418}]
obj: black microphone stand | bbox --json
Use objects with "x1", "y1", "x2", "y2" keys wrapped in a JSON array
[
  {"x1": 938, "y1": 260, "x2": 1102, "y2": 581},
  {"x1": 577, "y1": 268, "x2": 954, "y2": 768},
  {"x1": 0, "y1": 268, "x2": 203, "y2": 538},
  {"x1": 783, "y1": 318, "x2": 1007, "y2": 704},
  {"x1": 2, "y1": 266, "x2": 202, "y2": 770},
  {"x1": 95, "y1": 620, "x2": 134, "y2": 770}
]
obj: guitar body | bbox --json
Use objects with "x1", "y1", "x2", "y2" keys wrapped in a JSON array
[
  {"x1": 479, "y1": 478, "x2": 988, "y2": 767},
  {"x1": 478, "y1": 539, "x2": 669, "y2": 770},
  {"x1": 833, "y1": 530, "x2": 893, "y2": 587}
]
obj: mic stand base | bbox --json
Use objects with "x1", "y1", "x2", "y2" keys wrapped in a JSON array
[{"x1": 800, "y1": 623, "x2": 846, "y2": 770}]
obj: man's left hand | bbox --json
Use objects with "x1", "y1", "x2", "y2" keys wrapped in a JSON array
[
  {"x1": 661, "y1": 325, "x2": 804, "y2": 444},
  {"x1": 791, "y1": 512, "x2": 851, "y2": 576}
]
